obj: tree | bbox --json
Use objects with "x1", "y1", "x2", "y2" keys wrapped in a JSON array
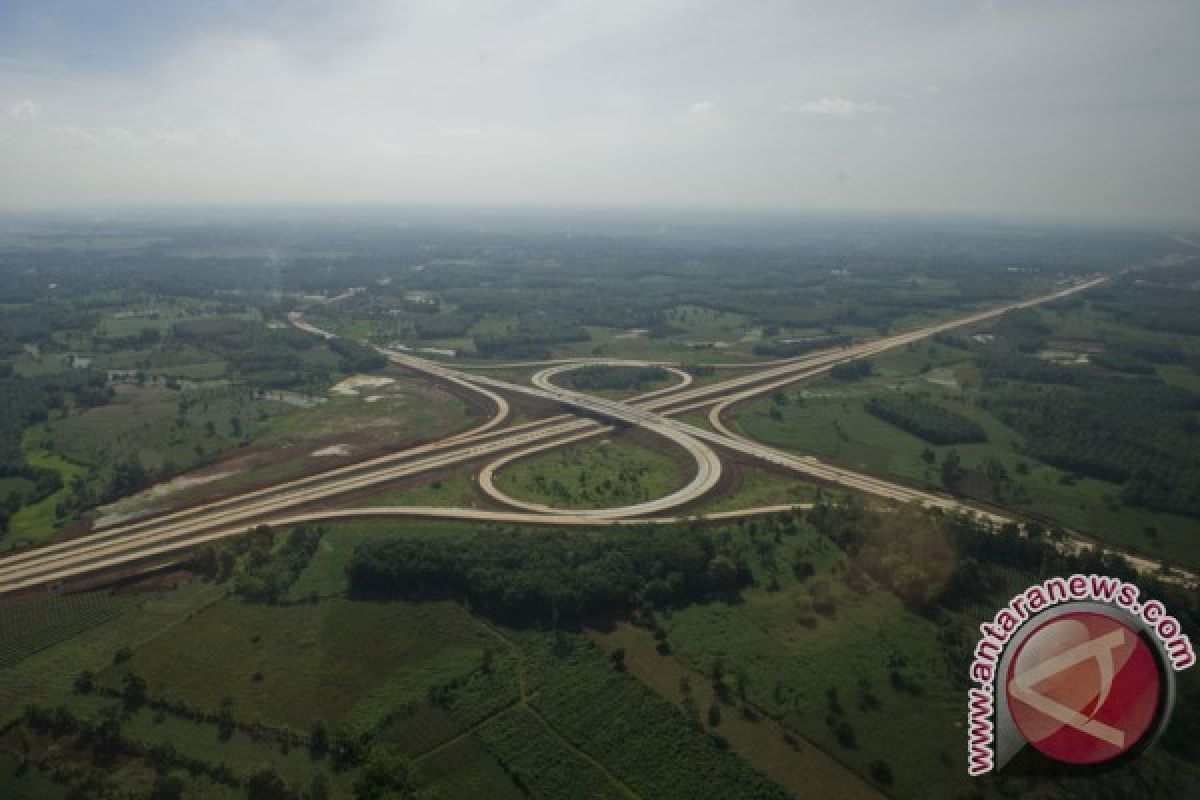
[
  {"x1": 940, "y1": 449, "x2": 966, "y2": 491},
  {"x1": 307, "y1": 774, "x2": 331, "y2": 800},
  {"x1": 73, "y1": 669, "x2": 95, "y2": 695},
  {"x1": 121, "y1": 672, "x2": 147, "y2": 710},
  {"x1": 309, "y1": 720, "x2": 330, "y2": 759},
  {"x1": 869, "y1": 760, "x2": 894, "y2": 786},
  {"x1": 245, "y1": 767, "x2": 290, "y2": 800},
  {"x1": 149, "y1": 775, "x2": 185, "y2": 800},
  {"x1": 353, "y1": 750, "x2": 412, "y2": 800},
  {"x1": 707, "y1": 701, "x2": 722, "y2": 728},
  {"x1": 217, "y1": 697, "x2": 236, "y2": 741}
]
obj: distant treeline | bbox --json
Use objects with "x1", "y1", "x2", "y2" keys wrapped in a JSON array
[
  {"x1": 345, "y1": 527, "x2": 752, "y2": 625},
  {"x1": 866, "y1": 394, "x2": 987, "y2": 445}
]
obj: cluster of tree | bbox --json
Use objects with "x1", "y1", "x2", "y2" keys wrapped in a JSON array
[
  {"x1": 562, "y1": 365, "x2": 668, "y2": 391},
  {"x1": 993, "y1": 308, "x2": 1051, "y2": 353},
  {"x1": 829, "y1": 360, "x2": 873, "y2": 381},
  {"x1": 327, "y1": 338, "x2": 387, "y2": 373},
  {"x1": 172, "y1": 317, "x2": 318, "y2": 387},
  {"x1": 189, "y1": 525, "x2": 323, "y2": 603},
  {"x1": 345, "y1": 527, "x2": 752, "y2": 625},
  {"x1": 172, "y1": 317, "x2": 381, "y2": 386},
  {"x1": 0, "y1": 302, "x2": 100, "y2": 351},
  {"x1": 0, "y1": 369, "x2": 115, "y2": 532},
  {"x1": 752, "y1": 334, "x2": 850, "y2": 358},
  {"x1": 982, "y1": 380, "x2": 1200, "y2": 516},
  {"x1": 865, "y1": 393, "x2": 987, "y2": 445},
  {"x1": 20, "y1": 701, "x2": 342, "y2": 800}
]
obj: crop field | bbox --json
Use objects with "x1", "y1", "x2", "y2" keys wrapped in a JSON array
[
  {"x1": 587, "y1": 622, "x2": 883, "y2": 800},
  {"x1": 0, "y1": 591, "x2": 134, "y2": 668},
  {"x1": 474, "y1": 708, "x2": 627, "y2": 799},
  {"x1": 413, "y1": 733, "x2": 526, "y2": 799},
  {"x1": 519, "y1": 631, "x2": 791, "y2": 800},
  {"x1": 100, "y1": 596, "x2": 500, "y2": 732},
  {"x1": 493, "y1": 433, "x2": 688, "y2": 509},
  {"x1": 0, "y1": 581, "x2": 227, "y2": 726}
]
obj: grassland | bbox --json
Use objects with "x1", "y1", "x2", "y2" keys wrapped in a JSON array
[
  {"x1": 494, "y1": 433, "x2": 688, "y2": 509},
  {"x1": 687, "y1": 464, "x2": 820, "y2": 514},
  {"x1": 354, "y1": 471, "x2": 484, "y2": 510}
]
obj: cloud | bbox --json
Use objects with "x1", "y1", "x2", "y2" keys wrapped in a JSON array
[
  {"x1": 147, "y1": 128, "x2": 197, "y2": 146},
  {"x1": 778, "y1": 97, "x2": 888, "y2": 117},
  {"x1": 8, "y1": 99, "x2": 41, "y2": 120},
  {"x1": 49, "y1": 124, "x2": 101, "y2": 147},
  {"x1": 47, "y1": 124, "x2": 197, "y2": 148},
  {"x1": 689, "y1": 100, "x2": 716, "y2": 114}
]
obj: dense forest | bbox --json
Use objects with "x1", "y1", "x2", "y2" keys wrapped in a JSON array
[{"x1": 345, "y1": 526, "x2": 752, "y2": 625}]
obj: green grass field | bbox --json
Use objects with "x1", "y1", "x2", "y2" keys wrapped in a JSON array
[
  {"x1": 690, "y1": 467, "x2": 822, "y2": 514},
  {"x1": 494, "y1": 434, "x2": 688, "y2": 510},
  {"x1": 357, "y1": 471, "x2": 484, "y2": 509}
]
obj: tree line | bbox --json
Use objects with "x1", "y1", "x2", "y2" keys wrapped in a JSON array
[{"x1": 866, "y1": 393, "x2": 987, "y2": 445}]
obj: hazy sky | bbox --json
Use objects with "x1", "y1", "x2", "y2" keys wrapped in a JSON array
[{"x1": 1, "y1": 1, "x2": 1197, "y2": 223}]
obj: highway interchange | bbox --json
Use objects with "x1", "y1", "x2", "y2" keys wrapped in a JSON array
[{"x1": 3, "y1": 272, "x2": 1191, "y2": 596}]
